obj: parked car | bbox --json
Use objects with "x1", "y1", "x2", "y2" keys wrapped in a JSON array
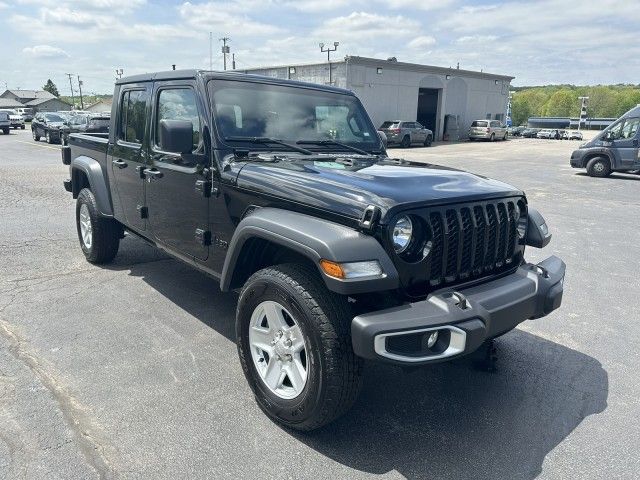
[
  {"x1": 0, "y1": 109, "x2": 25, "y2": 129},
  {"x1": 521, "y1": 128, "x2": 539, "y2": 138},
  {"x1": 62, "y1": 69, "x2": 565, "y2": 431},
  {"x1": 564, "y1": 130, "x2": 583, "y2": 140},
  {"x1": 378, "y1": 120, "x2": 433, "y2": 147},
  {"x1": 0, "y1": 111, "x2": 10, "y2": 134},
  {"x1": 15, "y1": 107, "x2": 34, "y2": 122},
  {"x1": 31, "y1": 112, "x2": 66, "y2": 143},
  {"x1": 61, "y1": 114, "x2": 110, "y2": 145},
  {"x1": 468, "y1": 120, "x2": 507, "y2": 141},
  {"x1": 507, "y1": 126, "x2": 525, "y2": 137},
  {"x1": 536, "y1": 129, "x2": 553, "y2": 139},
  {"x1": 570, "y1": 105, "x2": 640, "y2": 177}
]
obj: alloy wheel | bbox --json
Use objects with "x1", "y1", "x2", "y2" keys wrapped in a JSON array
[{"x1": 79, "y1": 203, "x2": 93, "y2": 249}]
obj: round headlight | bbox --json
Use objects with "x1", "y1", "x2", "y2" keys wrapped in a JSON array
[
  {"x1": 392, "y1": 215, "x2": 413, "y2": 253},
  {"x1": 517, "y1": 204, "x2": 527, "y2": 238}
]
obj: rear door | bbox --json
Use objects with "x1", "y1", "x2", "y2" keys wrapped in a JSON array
[
  {"x1": 146, "y1": 81, "x2": 210, "y2": 261},
  {"x1": 109, "y1": 85, "x2": 151, "y2": 232}
]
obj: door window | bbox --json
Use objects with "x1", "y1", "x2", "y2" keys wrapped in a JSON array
[
  {"x1": 119, "y1": 90, "x2": 148, "y2": 144},
  {"x1": 154, "y1": 88, "x2": 201, "y2": 154},
  {"x1": 619, "y1": 118, "x2": 640, "y2": 140}
]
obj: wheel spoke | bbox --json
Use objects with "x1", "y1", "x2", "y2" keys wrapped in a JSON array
[
  {"x1": 286, "y1": 359, "x2": 306, "y2": 393},
  {"x1": 263, "y1": 301, "x2": 289, "y2": 331},
  {"x1": 250, "y1": 326, "x2": 273, "y2": 354},
  {"x1": 288, "y1": 325, "x2": 305, "y2": 353},
  {"x1": 263, "y1": 357, "x2": 284, "y2": 390}
]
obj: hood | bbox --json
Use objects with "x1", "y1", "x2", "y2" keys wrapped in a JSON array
[{"x1": 234, "y1": 156, "x2": 523, "y2": 221}]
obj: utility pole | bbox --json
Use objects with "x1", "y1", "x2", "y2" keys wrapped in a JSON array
[
  {"x1": 209, "y1": 32, "x2": 213, "y2": 70},
  {"x1": 115, "y1": 68, "x2": 123, "y2": 80},
  {"x1": 220, "y1": 37, "x2": 230, "y2": 70},
  {"x1": 319, "y1": 42, "x2": 339, "y2": 85},
  {"x1": 232, "y1": 53, "x2": 236, "y2": 70},
  {"x1": 77, "y1": 75, "x2": 84, "y2": 109},
  {"x1": 65, "y1": 73, "x2": 76, "y2": 108}
]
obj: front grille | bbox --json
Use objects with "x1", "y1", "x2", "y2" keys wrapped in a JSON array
[{"x1": 422, "y1": 198, "x2": 524, "y2": 288}]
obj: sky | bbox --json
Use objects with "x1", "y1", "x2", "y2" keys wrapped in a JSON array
[{"x1": 0, "y1": 0, "x2": 639, "y2": 96}]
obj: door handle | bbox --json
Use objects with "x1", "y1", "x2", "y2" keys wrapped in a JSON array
[
  {"x1": 145, "y1": 168, "x2": 163, "y2": 180},
  {"x1": 112, "y1": 159, "x2": 128, "y2": 169}
]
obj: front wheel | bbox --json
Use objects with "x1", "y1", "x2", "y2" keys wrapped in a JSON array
[
  {"x1": 237, "y1": 263, "x2": 363, "y2": 431},
  {"x1": 32, "y1": 129, "x2": 40, "y2": 141},
  {"x1": 489, "y1": 133, "x2": 495, "y2": 142},
  {"x1": 76, "y1": 188, "x2": 121, "y2": 263},
  {"x1": 586, "y1": 157, "x2": 611, "y2": 178},
  {"x1": 45, "y1": 131, "x2": 53, "y2": 144},
  {"x1": 424, "y1": 135, "x2": 433, "y2": 147},
  {"x1": 21, "y1": 125, "x2": 25, "y2": 130},
  {"x1": 400, "y1": 135, "x2": 411, "y2": 148}
]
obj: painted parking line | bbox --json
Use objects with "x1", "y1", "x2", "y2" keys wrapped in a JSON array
[{"x1": 16, "y1": 140, "x2": 61, "y2": 151}]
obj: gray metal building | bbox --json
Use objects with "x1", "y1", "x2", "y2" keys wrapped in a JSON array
[{"x1": 242, "y1": 56, "x2": 514, "y2": 140}]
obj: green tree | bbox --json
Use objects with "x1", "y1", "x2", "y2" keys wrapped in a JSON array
[
  {"x1": 43, "y1": 79, "x2": 59, "y2": 97},
  {"x1": 542, "y1": 90, "x2": 578, "y2": 117}
]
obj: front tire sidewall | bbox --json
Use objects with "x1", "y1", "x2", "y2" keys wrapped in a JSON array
[
  {"x1": 237, "y1": 275, "x2": 325, "y2": 428},
  {"x1": 586, "y1": 157, "x2": 611, "y2": 177}
]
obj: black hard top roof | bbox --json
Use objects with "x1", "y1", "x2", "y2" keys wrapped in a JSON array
[{"x1": 116, "y1": 69, "x2": 353, "y2": 95}]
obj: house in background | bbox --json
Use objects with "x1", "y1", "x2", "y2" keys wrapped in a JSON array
[
  {"x1": 0, "y1": 89, "x2": 72, "y2": 112},
  {"x1": 86, "y1": 97, "x2": 113, "y2": 114}
]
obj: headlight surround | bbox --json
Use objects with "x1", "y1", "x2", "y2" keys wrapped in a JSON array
[
  {"x1": 517, "y1": 202, "x2": 528, "y2": 239},
  {"x1": 392, "y1": 215, "x2": 413, "y2": 253}
]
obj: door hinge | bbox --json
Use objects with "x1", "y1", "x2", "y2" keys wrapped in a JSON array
[
  {"x1": 195, "y1": 228, "x2": 212, "y2": 246},
  {"x1": 195, "y1": 179, "x2": 212, "y2": 197},
  {"x1": 137, "y1": 205, "x2": 148, "y2": 219}
]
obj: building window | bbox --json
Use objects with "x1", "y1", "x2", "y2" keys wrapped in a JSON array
[
  {"x1": 376, "y1": 67, "x2": 383, "y2": 74},
  {"x1": 289, "y1": 67, "x2": 296, "y2": 75}
]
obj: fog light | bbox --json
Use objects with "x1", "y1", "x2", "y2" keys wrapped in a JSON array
[{"x1": 426, "y1": 331, "x2": 439, "y2": 349}]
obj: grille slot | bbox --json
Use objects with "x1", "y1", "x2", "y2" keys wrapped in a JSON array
[{"x1": 422, "y1": 199, "x2": 522, "y2": 287}]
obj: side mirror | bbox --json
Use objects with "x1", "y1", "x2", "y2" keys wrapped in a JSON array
[
  {"x1": 377, "y1": 130, "x2": 388, "y2": 148},
  {"x1": 602, "y1": 131, "x2": 613, "y2": 142},
  {"x1": 159, "y1": 119, "x2": 193, "y2": 154}
]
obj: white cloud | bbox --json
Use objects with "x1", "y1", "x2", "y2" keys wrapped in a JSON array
[
  {"x1": 178, "y1": 2, "x2": 282, "y2": 36},
  {"x1": 456, "y1": 35, "x2": 498, "y2": 44},
  {"x1": 408, "y1": 35, "x2": 436, "y2": 49},
  {"x1": 385, "y1": 0, "x2": 455, "y2": 10},
  {"x1": 285, "y1": 0, "x2": 353, "y2": 11},
  {"x1": 22, "y1": 45, "x2": 70, "y2": 58},
  {"x1": 314, "y1": 12, "x2": 421, "y2": 41}
]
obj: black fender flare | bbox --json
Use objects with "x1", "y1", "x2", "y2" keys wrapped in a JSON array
[
  {"x1": 220, "y1": 208, "x2": 399, "y2": 295},
  {"x1": 582, "y1": 148, "x2": 613, "y2": 168},
  {"x1": 71, "y1": 155, "x2": 113, "y2": 217}
]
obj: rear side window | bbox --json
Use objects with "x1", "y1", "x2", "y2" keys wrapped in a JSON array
[
  {"x1": 380, "y1": 121, "x2": 396, "y2": 129},
  {"x1": 89, "y1": 118, "x2": 110, "y2": 128},
  {"x1": 155, "y1": 88, "x2": 201, "y2": 152},
  {"x1": 472, "y1": 121, "x2": 488, "y2": 127},
  {"x1": 119, "y1": 89, "x2": 148, "y2": 144}
]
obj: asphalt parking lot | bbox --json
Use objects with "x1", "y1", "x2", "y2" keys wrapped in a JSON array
[{"x1": 1, "y1": 128, "x2": 638, "y2": 479}]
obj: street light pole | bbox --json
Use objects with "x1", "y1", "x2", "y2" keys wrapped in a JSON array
[{"x1": 319, "y1": 41, "x2": 339, "y2": 85}]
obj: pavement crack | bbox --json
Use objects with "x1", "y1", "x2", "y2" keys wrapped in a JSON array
[{"x1": 0, "y1": 319, "x2": 118, "y2": 479}]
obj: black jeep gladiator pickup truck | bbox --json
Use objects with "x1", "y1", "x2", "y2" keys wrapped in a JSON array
[{"x1": 62, "y1": 70, "x2": 565, "y2": 431}]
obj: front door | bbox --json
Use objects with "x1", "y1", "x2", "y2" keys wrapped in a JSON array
[
  {"x1": 110, "y1": 85, "x2": 151, "y2": 232},
  {"x1": 611, "y1": 116, "x2": 640, "y2": 169},
  {"x1": 146, "y1": 83, "x2": 209, "y2": 261}
]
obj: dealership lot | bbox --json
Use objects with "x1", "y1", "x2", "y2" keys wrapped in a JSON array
[{"x1": 1, "y1": 129, "x2": 638, "y2": 479}]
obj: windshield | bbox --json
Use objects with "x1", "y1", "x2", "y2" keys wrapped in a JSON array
[
  {"x1": 209, "y1": 80, "x2": 380, "y2": 151},
  {"x1": 45, "y1": 113, "x2": 64, "y2": 122}
]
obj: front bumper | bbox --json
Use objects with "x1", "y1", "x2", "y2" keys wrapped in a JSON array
[
  {"x1": 351, "y1": 256, "x2": 565, "y2": 365},
  {"x1": 570, "y1": 149, "x2": 586, "y2": 168}
]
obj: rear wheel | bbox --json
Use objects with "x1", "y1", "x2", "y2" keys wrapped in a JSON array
[
  {"x1": 2, "y1": 127, "x2": 9, "y2": 135},
  {"x1": 586, "y1": 157, "x2": 611, "y2": 178},
  {"x1": 20, "y1": 125, "x2": 25, "y2": 130},
  {"x1": 237, "y1": 263, "x2": 363, "y2": 431},
  {"x1": 76, "y1": 188, "x2": 120, "y2": 264}
]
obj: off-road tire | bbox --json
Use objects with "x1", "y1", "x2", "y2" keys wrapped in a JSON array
[
  {"x1": 76, "y1": 188, "x2": 120, "y2": 264},
  {"x1": 586, "y1": 156, "x2": 611, "y2": 178},
  {"x1": 400, "y1": 135, "x2": 411, "y2": 148},
  {"x1": 424, "y1": 135, "x2": 433, "y2": 147},
  {"x1": 32, "y1": 129, "x2": 40, "y2": 141},
  {"x1": 237, "y1": 263, "x2": 363, "y2": 431}
]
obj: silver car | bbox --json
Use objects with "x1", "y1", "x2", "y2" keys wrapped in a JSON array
[
  {"x1": 469, "y1": 120, "x2": 508, "y2": 141},
  {"x1": 379, "y1": 120, "x2": 434, "y2": 147},
  {"x1": 0, "y1": 109, "x2": 25, "y2": 130}
]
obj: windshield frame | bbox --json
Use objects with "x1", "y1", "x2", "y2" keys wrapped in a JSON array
[{"x1": 207, "y1": 78, "x2": 383, "y2": 155}]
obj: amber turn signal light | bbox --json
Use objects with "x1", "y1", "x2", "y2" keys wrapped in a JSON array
[{"x1": 319, "y1": 259, "x2": 346, "y2": 279}]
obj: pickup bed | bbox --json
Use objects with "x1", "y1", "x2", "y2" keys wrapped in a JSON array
[{"x1": 62, "y1": 69, "x2": 565, "y2": 430}]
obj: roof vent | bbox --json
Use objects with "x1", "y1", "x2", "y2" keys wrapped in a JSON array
[{"x1": 387, "y1": 57, "x2": 398, "y2": 62}]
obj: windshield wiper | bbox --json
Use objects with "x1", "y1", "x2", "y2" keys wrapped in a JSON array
[
  {"x1": 296, "y1": 139, "x2": 373, "y2": 156},
  {"x1": 225, "y1": 136, "x2": 313, "y2": 155}
]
